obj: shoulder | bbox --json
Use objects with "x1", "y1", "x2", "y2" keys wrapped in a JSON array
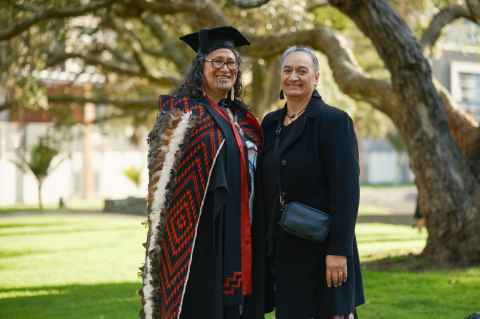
[
  {"x1": 312, "y1": 99, "x2": 354, "y2": 128},
  {"x1": 261, "y1": 108, "x2": 283, "y2": 130},
  {"x1": 159, "y1": 94, "x2": 206, "y2": 114}
]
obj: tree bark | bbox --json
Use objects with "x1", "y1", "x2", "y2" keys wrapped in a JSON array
[
  {"x1": 247, "y1": 57, "x2": 281, "y2": 115},
  {"x1": 329, "y1": 0, "x2": 480, "y2": 264}
]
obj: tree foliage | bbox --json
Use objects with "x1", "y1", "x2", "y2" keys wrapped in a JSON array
[
  {"x1": 124, "y1": 165, "x2": 142, "y2": 190},
  {"x1": 12, "y1": 135, "x2": 61, "y2": 209},
  {"x1": 1, "y1": 0, "x2": 480, "y2": 263}
]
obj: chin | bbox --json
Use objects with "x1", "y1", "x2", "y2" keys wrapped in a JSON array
[
  {"x1": 216, "y1": 85, "x2": 234, "y2": 92},
  {"x1": 216, "y1": 81, "x2": 234, "y2": 90},
  {"x1": 284, "y1": 91, "x2": 307, "y2": 98}
]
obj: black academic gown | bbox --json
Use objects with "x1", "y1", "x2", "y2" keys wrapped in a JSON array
[{"x1": 180, "y1": 101, "x2": 268, "y2": 319}]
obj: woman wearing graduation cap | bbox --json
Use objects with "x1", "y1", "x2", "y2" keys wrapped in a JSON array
[{"x1": 140, "y1": 26, "x2": 268, "y2": 319}]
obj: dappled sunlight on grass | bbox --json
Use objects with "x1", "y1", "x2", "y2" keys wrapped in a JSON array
[
  {"x1": 0, "y1": 198, "x2": 104, "y2": 213},
  {"x1": 358, "y1": 205, "x2": 394, "y2": 215},
  {"x1": 356, "y1": 223, "x2": 427, "y2": 262},
  {"x1": 1, "y1": 213, "x2": 478, "y2": 319},
  {"x1": 0, "y1": 283, "x2": 141, "y2": 319},
  {"x1": 0, "y1": 214, "x2": 147, "y2": 289}
]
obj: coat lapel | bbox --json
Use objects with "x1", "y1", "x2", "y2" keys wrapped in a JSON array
[
  {"x1": 278, "y1": 90, "x2": 324, "y2": 154},
  {"x1": 279, "y1": 114, "x2": 307, "y2": 155}
]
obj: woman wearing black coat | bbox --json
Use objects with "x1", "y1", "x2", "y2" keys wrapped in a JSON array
[{"x1": 258, "y1": 46, "x2": 365, "y2": 319}]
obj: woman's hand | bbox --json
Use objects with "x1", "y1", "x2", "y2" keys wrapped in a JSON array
[{"x1": 325, "y1": 255, "x2": 347, "y2": 288}]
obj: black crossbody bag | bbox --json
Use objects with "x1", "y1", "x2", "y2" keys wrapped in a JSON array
[{"x1": 274, "y1": 124, "x2": 331, "y2": 242}]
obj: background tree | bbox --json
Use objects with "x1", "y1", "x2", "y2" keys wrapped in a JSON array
[
  {"x1": 1, "y1": 0, "x2": 479, "y2": 263},
  {"x1": 11, "y1": 135, "x2": 61, "y2": 210}
]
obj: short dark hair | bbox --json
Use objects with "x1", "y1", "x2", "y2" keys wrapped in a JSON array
[{"x1": 173, "y1": 49, "x2": 244, "y2": 100}]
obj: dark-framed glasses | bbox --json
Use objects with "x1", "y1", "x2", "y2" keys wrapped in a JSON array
[{"x1": 205, "y1": 59, "x2": 238, "y2": 70}]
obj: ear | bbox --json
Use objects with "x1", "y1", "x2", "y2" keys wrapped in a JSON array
[{"x1": 314, "y1": 71, "x2": 320, "y2": 85}]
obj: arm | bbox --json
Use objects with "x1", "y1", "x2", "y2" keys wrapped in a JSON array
[
  {"x1": 322, "y1": 111, "x2": 360, "y2": 287},
  {"x1": 324, "y1": 111, "x2": 360, "y2": 256}
]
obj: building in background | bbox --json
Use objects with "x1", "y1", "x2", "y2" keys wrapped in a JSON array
[
  {"x1": 1, "y1": 21, "x2": 478, "y2": 205},
  {"x1": 0, "y1": 80, "x2": 148, "y2": 206}
]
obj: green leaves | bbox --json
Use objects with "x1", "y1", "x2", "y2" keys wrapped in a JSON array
[
  {"x1": 12, "y1": 135, "x2": 60, "y2": 180},
  {"x1": 123, "y1": 165, "x2": 142, "y2": 189},
  {"x1": 29, "y1": 137, "x2": 60, "y2": 178}
]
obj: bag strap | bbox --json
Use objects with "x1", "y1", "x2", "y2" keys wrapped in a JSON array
[{"x1": 274, "y1": 123, "x2": 286, "y2": 208}]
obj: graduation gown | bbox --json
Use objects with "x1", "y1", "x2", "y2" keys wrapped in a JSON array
[{"x1": 140, "y1": 95, "x2": 266, "y2": 319}]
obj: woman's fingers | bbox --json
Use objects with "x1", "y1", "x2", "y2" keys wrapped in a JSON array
[
  {"x1": 326, "y1": 268, "x2": 333, "y2": 288},
  {"x1": 332, "y1": 270, "x2": 340, "y2": 287},
  {"x1": 326, "y1": 255, "x2": 348, "y2": 288}
]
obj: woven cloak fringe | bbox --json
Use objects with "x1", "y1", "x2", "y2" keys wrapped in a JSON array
[{"x1": 140, "y1": 110, "x2": 193, "y2": 319}]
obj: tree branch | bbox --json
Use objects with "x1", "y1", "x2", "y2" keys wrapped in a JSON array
[
  {"x1": 46, "y1": 52, "x2": 180, "y2": 87},
  {"x1": 247, "y1": 27, "x2": 398, "y2": 116},
  {"x1": 466, "y1": 0, "x2": 480, "y2": 22},
  {"x1": 306, "y1": 0, "x2": 329, "y2": 11},
  {"x1": 0, "y1": 103, "x2": 10, "y2": 112},
  {"x1": 230, "y1": 0, "x2": 271, "y2": 9},
  {"x1": 128, "y1": 0, "x2": 229, "y2": 25},
  {"x1": 421, "y1": 4, "x2": 477, "y2": 54},
  {"x1": 48, "y1": 94, "x2": 157, "y2": 111},
  {"x1": 141, "y1": 14, "x2": 189, "y2": 71},
  {"x1": 0, "y1": 0, "x2": 116, "y2": 41}
]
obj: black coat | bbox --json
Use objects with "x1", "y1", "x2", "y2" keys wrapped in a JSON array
[{"x1": 258, "y1": 91, "x2": 365, "y2": 318}]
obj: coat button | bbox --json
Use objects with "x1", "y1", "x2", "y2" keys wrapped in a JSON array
[{"x1": 281, "y1": 159, "x2": 287, "y2": 166}]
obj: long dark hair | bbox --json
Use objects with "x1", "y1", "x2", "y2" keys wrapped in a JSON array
[{"x1": 173, "y1": 49, "x2": 244, "y2": 100}]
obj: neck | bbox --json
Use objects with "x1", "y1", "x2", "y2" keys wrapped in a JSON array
[
  {"x1": 286, "y1": 94, "x2": 311, "y2": 114},
  {"x1": 204, "y1": 88, "x2": 227, "y2": 103}
]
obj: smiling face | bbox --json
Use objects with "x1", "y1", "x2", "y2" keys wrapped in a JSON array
[
  {"x1": 281, "y1": 51, "x2": 319, "y2": 100},
  {"x1": 202, "y1": 48, "x2": 238, "y2": 99}
]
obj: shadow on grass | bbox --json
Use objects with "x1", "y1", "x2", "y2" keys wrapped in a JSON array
[
  {"x1": 0, "y1": 282, "x2": 141, "y2": 319},
  {"x1": 0, "y1": 249, "x2": 53, "y2": 260},
  {"x1": 362, "y1": 253, "x2": 476, "y2": 272},
  {"x1": 358, "y1": 237, "x2": 425, "y2": 244},
  {"x1": 357, "y1": 214, "x2": 414, "y2": 226},
  {"x1": 0, "y1": 225, "x2": 138, "y2": 238},
  {"x1": 0, "y1": 222, "x2": 65, "y2": 229}
]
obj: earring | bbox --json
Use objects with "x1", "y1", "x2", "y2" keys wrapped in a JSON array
[
  {"x1": 230, "y1": 88, "x2": 235, "y2": 101},
  {"x1": 279, "y1": 90, "x2": 284, "y2": 100}
]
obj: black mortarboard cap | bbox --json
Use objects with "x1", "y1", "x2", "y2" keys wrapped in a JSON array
[{"x1": 179, "y1": 26, "x2": 250, "y2": 55}]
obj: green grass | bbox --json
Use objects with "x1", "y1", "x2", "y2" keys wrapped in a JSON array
[
  {"x1": 0, "y1": 214, "x2": 146, "y2": 319},
  {"x1": 0, "y1": 213, "x2": 479, "y2": 319},
  {"x1": 0, "y1": 199, "x2": 104, "y2": 213},
  {"x1": 360, "y1": 182, "x2": 415, "y2": 188}
]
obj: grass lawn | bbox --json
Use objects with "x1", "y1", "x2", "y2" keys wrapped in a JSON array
[
  {"x1": 0, "y1": 199, "x2": 104, "y2": 213},
  {"x1": 0, "y1": 213, "x2": 479, "y2": 319}
]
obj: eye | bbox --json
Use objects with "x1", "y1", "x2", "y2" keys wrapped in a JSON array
[
  {"x1": 211, "y1": 59, "x2": 225, "y2": 68},
  {"x1": 298, "y1": 68, "x2": 308, "y2": 74}
]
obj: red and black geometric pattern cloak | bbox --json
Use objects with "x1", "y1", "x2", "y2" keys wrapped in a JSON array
[{"x1": 140, "y1": 95, "x2": 262, "y2": 319}]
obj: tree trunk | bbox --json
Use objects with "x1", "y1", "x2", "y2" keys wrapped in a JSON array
[
  {"x1": 247, "y1": 57, "x2": 281, "y2": 116},
  {"x1": 330, "y1": 0, "x2": 480, "y2": 264},
  {"x1": 37, "y1": 178, "x2": 44, "y2": 210}
]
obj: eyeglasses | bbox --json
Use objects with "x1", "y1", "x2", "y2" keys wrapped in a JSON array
[{"x1": 205, "y1": 59, "x2": 238, "y2": 70}]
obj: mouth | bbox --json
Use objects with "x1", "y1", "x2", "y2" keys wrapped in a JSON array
[
  {"x1": 216, "y1": 75, "x2": 232, "y2": 80},
  {"x1": 285, "y1": 84, "x2": 303, "y2": 89}
]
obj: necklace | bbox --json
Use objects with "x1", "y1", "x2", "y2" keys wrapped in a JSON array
[
  {"x1": 284, "y1": 106, "x2": 307, "y2": 126},
  {"x1": 286, "y1": 109, "x2": 306, "y2": 119}
]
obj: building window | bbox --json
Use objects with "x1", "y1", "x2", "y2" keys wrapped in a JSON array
[{"x1": 451, "y1": 61, "x2": 480, "y2": 119}]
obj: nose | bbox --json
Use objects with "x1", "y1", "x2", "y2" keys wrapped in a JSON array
[
  {"x1": 219, "y1": 63, "x2": 230, "y2": 71},
  {"x1": 290, "y1": 72, "x2": 300, "y2": 80}
]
